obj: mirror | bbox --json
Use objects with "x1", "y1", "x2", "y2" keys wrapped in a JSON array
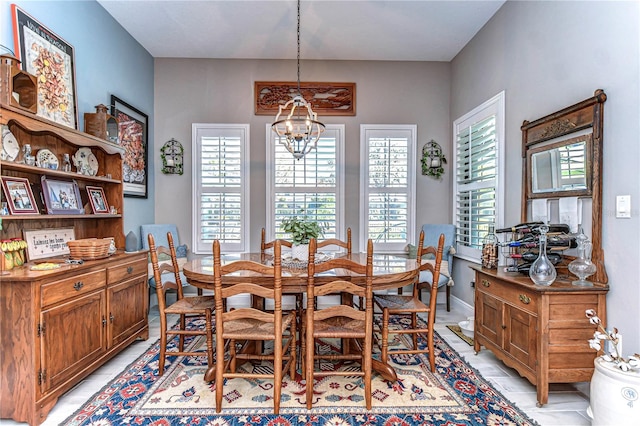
[
  {"x1": 528, "y1": 134, "x2": 592, "y2": 197},
  {"x1": 521, "y1": 89, "x2": 607, "y2": 284}
]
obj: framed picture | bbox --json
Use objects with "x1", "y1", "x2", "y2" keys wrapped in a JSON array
[
  {"x1": 40, "y1": 176, "x2": 83, "y2": 215},
  {"x1": 12, "y1": 5, "x2": 78, "y2": 129},
  {"x1": 1, "y1": 176, "x2": 39, "y2": 215},
  {"x1": 86, "y1": 186, "x2": 109, "y2": 214},
  {"x1": 111, "y1": 95, "x2": 148, "y2": 198},
  {"x1": 23, "y1": 228, "x2": 75, "y2": 261}
]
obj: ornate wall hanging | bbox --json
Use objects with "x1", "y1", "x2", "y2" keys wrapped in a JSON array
[
  {"x1": 161, "y1": 138, "x2": 184, "y2": 175},
  {"x1": 255, "y1": 81, "x2": 356, "y2": 116},
  {"x1": 421, "y1": 139, "x2": 447, "y2": 179}
]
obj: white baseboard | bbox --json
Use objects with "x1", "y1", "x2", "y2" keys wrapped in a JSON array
[{"x1": 450, "y1": 294, "x2": 474, "y2": 318}]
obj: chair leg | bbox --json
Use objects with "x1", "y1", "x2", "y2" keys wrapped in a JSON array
[
  {"x1": 179, "y1": 314, "x2": 186, "y2": 351},
  {"x1": 427, "y1": 329, "x2": 436, "y2": 372},
  {"x1": 381, "y1": 308, "x2": 389, "y2": 364},
  {"x1": 411, "y1": 312, "x2": 418, "y2": 350},
  {"x1": 289, "y1": 318, "x2": 297, "y2": 379},
  {"x1": 204, "y1": 309, "x2": 214, "y2": 381},
  {"x1": 305, "y1": 330, "x2": 314, "y2": 409},
  {"x1": 158, "y1": 315, "x2": 168, "y2": 376}
]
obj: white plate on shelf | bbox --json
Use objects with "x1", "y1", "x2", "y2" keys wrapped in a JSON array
[
  {"x1": 73, "y1": 147, "x2": 99, "y2": 176},
  {"x1": 1, "y1": 125, "x2": 20, "y2": 162},
  {"x1": 36, "y1": 149, "x2": 59, "y2": 170}
]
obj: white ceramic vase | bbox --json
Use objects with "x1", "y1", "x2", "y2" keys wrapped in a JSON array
[
  {"x1": 290, "y1": 244, "x2": 309, "y2": 261},
  {"x1": 588, "y1": 357, "x2": 640, "y2": 425}
]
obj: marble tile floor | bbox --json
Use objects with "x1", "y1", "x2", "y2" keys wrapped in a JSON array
[{"x1": 1, "y1": 305, "x2": 592, "y2": 426}]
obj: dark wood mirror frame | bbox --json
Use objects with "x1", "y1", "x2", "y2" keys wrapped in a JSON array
[{"x1": 521, "y1": 89, "x2": 607, "y2": 283}]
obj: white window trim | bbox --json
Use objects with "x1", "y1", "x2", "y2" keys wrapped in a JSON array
[
  {"x1": 265, "y1": 123, "x2": 346, "y2": 243},
  {"x1": 452, "y1": 91, "x2": 505, "y2": 263},
  {"x1": 191, "y1": 123, "x2": 250, "y2": 254},
  {"x1": 359, "y1": 124, "x2": 417, "y2": 253}
]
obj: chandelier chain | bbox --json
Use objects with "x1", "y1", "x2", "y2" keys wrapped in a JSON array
[{"x1": 296, "y1": 0, "x2": 301, "y2": 94}]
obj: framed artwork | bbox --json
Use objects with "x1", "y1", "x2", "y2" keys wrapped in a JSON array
[
  {"x1": 86, "y1": 186, "x2": 109, "y2": 214},
  {"x1": 1, "y1": 176, "x2": 39, "y2": 215},
  {"x1": 23, "y1": 227, "x2": 75, "y2": 261},
  {"x1": 255, "y1": 81, "x2": 356, "y2": 116},
  {"x1": 40, "y1": 176, "x2": 83, "y2": 215},
  {"x1": 11, "y1": 5, "x2": 78, "y2": 129},
  {"x1": 111, "y1": 95, "x2": 148, "y2": 198}
]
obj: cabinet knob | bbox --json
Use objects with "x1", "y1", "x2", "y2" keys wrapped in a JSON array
[
  {"x1": 73, "y1": 281, "x2": 84, "y2": 291},
  {"x1": 127, "y1": 266, "x2": 134, "y2": 274},
  {"x1": 502, "y1": 324, "x2": 507, "y2": 329},
  {"x1": 482, "y1": 279, "x2": 490, "y2": 287},
  {"x1": 102, "y1": 317, "x2": 107, "y2": 327},
  {"x1": 519, "y1": 294, "x2": 531, "y2": 304},
  {"x1": 110, "y1": 313, "x2": 114, "y2": 323}
]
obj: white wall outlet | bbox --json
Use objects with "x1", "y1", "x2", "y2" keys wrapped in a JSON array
[{"x1": 616, "y1": 195, "x2": 631, "y2": 218}]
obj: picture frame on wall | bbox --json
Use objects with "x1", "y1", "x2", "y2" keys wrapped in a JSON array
[
  {"x1": 11, "y1": 4, "x2": 78, "y2": 129},
  {"x1": 111, "y1": 95, "x2": 148, "y2": 198},
  {"x1": 0, "y1": 176, "x2": 39, "y2": 215},
  {"x1": 40, "y1": 176, "x2": 84, "y2": 215},
  {"x1": 86, "y1": 186, "x2": 109, "y2": 214}
]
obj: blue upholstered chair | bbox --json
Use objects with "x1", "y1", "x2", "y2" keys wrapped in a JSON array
[
  {"x1": 417, "y1": 224, "x2": 456, "y2": 311},
  {"x1": 141, "y1": 224, "x2": 202, "y2": 305}
]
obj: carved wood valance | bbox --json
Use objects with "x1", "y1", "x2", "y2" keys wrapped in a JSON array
[{"x1": 254, "y1": 81, "x2": 356, "y2": 116}]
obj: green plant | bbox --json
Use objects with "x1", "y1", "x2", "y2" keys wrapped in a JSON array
[
  {"x1": 421, "y1": 152, "x2": 447, "y2": 179},
  {"x1": 281, "y1": 214, "x2": 323, "y2": 245}
]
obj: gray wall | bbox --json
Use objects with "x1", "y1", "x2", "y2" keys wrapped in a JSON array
[
  {"x1": 0, "y1": 1, "x2": 155, "y2": 243},
  {"x1": 450, "y1": 1, "x2": 640, "y2": 352},
  {"x1": 154, "y1": 58, "x2": 451, "y2": 252}
]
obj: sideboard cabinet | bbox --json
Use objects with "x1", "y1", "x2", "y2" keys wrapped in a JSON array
[
  {"x1": 471, "y1": 266, "x2": 608, "y2": 406},
  {"x1": 0, "y1": 104, "x2": 148, "y2": 425}
]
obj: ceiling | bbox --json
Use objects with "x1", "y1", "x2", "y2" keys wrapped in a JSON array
[{"x1": 97, "y1": 0, "x2": 506, "y2": 62}]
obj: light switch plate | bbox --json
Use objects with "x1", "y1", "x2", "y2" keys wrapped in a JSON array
[{"x1": 616, "y1": 195, "x2": 631, "y2": 218}]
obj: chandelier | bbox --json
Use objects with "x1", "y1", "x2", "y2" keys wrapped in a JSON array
[{"x1": 271, "y1": 0, "x2": 325, "y2": 160}]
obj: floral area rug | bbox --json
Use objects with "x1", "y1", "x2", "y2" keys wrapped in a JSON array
[{"x1": 63, "y1": 316, "x2": 538, "y2": 426}]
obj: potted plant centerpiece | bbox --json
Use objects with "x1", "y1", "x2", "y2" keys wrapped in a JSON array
[
  {"x1": 281, "y1": 213, "x2": 323, "y2": 260},
  {"x1": 585, "y1": 309, "x2": 640, "y2": 425}
]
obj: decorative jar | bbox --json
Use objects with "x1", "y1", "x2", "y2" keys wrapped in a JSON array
[{"x1": 568, "y1": 231, "x2": 596, "y2": 286}]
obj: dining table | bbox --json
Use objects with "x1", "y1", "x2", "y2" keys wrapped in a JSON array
[{"x1": 182, "y1": 251, "x2": 420, "y2": 382}]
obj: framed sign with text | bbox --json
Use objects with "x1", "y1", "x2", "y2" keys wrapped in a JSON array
[{"x1": 23, "y1": 227, "x2": 75, "y2": 261}]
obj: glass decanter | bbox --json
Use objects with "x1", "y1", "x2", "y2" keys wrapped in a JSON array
[
  {"x1": 528, "y1": 224, "x2": 557, "y2": 286},
  {"x1": 568, "y1": 230, "x2": 596, "y2": 286}
]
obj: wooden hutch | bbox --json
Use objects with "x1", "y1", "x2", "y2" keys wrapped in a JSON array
[
  {"x1": 472, "y1": 90, "x2": 609, "y2": 406},
  {"x1": 0, "y1": 103, "x2": 148, "y2": 425}
]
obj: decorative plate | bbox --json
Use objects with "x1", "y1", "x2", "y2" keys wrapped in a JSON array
[
  {"x1": 1, "y1": 125, "x2": 20, "y2": 162},
  {"x1": 73, "y1": 147, "x2": 99, "y2": 176},
  {"x1": 36, "y1": 149, "x2": 59, "y2": 170}
]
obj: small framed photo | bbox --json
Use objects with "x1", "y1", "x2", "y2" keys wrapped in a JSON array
[
  {"x1": 40, "y1": 176, "x2": 83, "y2": 215},
  {"x1": 1, "y1": 176, "x2": 39, "y2": 215},
  {"x1": 86, "y1": 186, "x2": 109, "y2": 214}
]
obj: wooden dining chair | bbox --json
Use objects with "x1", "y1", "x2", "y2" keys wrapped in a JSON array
[
  {"x1": 373, "y1": 231, "x2": 444, "y2": 372},
  {"x1": 213, "y1": 239, "x2": 296, "y2": 414},
  {"x1": 302, "y1": 238, "x2": 374, "y2": 410},
  {"x1": 148, "y1": 232, "x2": 215, "y2": 377}
]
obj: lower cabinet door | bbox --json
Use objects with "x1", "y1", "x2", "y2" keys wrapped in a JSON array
[
  {"x1": 477, "y1": 291, "x2": 502, "y2": 347},
  {"x1": 107, "y1": 275, "x2": 147, "y2": 348},
  {"x1": 40, "y1": 291, "x2": 107, "y2": 394},
  {"x1": 504, "y1": 304, "x2": 537, "y2": 370}
]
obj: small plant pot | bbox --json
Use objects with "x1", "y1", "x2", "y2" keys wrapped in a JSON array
[{"x1": 291, "y1": 244, "x2": 309, "y2": 261}]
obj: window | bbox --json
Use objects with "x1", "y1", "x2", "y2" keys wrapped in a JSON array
[
  {"x1": 360, "y1": 125, "x2": 416, "y2": 253},
  {"x1": 453, "y1": 92, "x2": 505, "y2": 261},
  {"x1": 266, "y1": 124, "x2": 345, "y2": 243},
  {"x1": 192, "y1": 124, "x2": 249, "y2": 253}
]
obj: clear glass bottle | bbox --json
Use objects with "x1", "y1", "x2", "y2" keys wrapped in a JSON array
[
  {"x1": 568, "y1": 230, "x2": 596, "y2": 286},
  {"x1": 481, "y1": 223, "x2": 498, "y2": 269},
  {"x1": 528, "y1": 224, "x2": 557, "y2": 286}
]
